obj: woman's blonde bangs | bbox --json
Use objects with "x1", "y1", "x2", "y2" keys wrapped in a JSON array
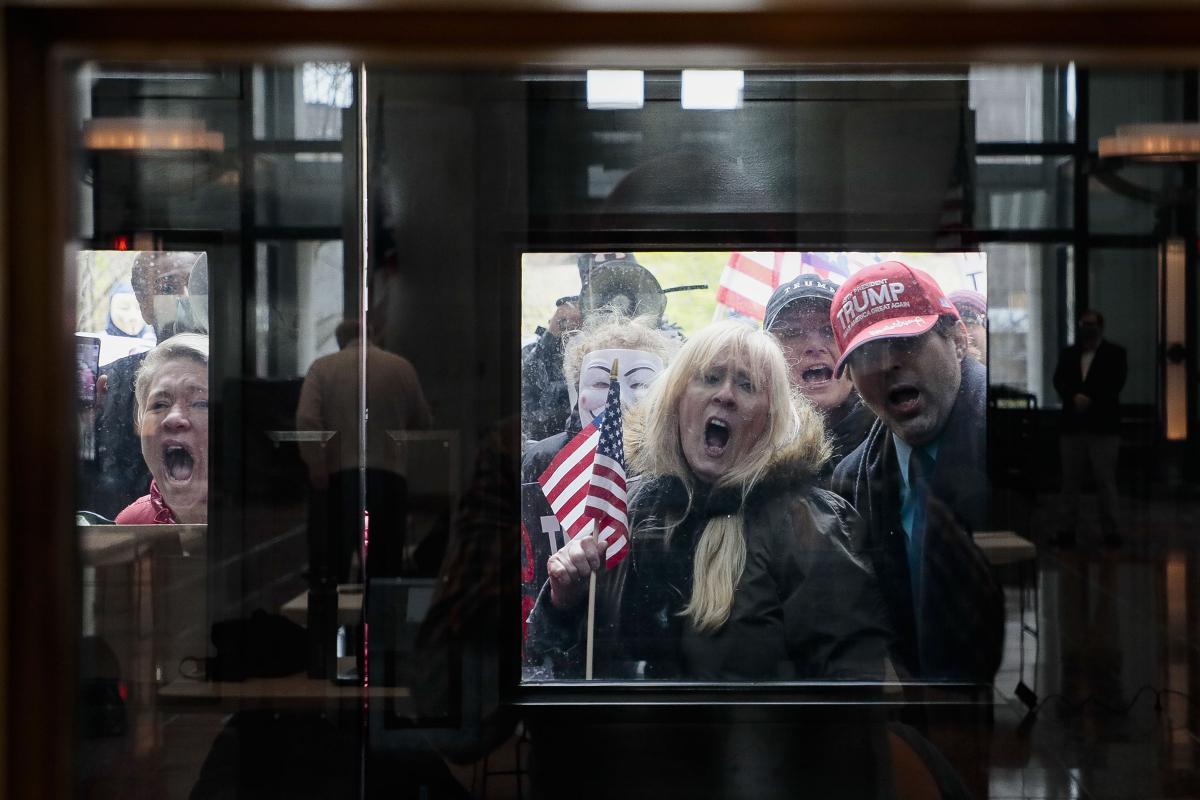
[{"x1": 626, "y1": 319, "x2": 829, "y2": 633}]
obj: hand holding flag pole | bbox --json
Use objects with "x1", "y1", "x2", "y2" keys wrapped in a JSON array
[
  {"x1": 538, "y1": 358, "x2": 630, "y2": 679},
  {"x1": 584, "y1": 358, "x2": 621, "y2": 679}
]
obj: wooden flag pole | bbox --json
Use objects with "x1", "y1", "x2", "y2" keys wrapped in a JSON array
[
  {"x1": 584, "y1": 358, "x2": 620, "y2": 681},
  {"x1": 585, "y1": 571, "x2": 598, "y2": 680}
]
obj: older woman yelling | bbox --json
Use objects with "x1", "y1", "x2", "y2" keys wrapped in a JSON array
[
  {"x1": 116, "y1": 333, "x2": 209, "y2": 525},
  {"x1": 528, "y1": 320, "x2": 890, "y2": 681}
]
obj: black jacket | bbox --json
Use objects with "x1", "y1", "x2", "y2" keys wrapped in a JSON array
[
  {"x1": 527, "y1": 440, "x2": 892, "y2": 681},
  {"x1": 83, "y1": 350, "x2": 152, "y2": 519},
  {"x1": 1053, "y1": 339, "x2": 1127, "y2": 434},
  {"x1": 520, "y1": 413, "x2": 583, "y2": 484},
  {"x1": 821, "y1": 393, "x2": 876, "y2": 485},
  {"x1": 832, "y1": 357, "x2": 1004, "y2": 684},
  {"x1": 520, "y1": 331, "x2": 572, "y2": 444}
]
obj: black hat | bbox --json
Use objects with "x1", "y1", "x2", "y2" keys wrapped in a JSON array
[
  {"x1": 577, "y1": 252, "x2": 643, "y2": 283},
  {"x1": 578, "y1": 253, "x2": 666, "y2": 321},
  {"x1": 763, "y1": 275, "x2": 838, "y2": 331}
]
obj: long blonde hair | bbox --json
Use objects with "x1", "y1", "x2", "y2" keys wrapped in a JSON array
[{"x1": 628, "y1": 320, "x2": 828, "y2": 632}]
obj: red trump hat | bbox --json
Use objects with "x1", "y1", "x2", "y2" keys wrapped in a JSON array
[{"x1": 831, "y1": 261, "x2": 959, "y2": 376}]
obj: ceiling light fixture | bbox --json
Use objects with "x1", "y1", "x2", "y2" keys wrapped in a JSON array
[{"x1": 1098, "y1": 123, "x2": 1200, "y2": 162}]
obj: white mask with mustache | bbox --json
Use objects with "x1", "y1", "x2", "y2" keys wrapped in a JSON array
[{"x1": 568, "y1": 348, "x2": 664, "y2": 423}]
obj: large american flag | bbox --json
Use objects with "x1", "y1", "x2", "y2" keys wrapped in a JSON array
[
  {"x1": 537, "y1": 373, "x2": 630, "y2": 568},
  {"x1": 715, "y1": 252, "x2": 851, "y2": 320}
]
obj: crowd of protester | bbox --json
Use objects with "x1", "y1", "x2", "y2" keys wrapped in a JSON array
[
  {"x1": 522, "y1": 256, "x2": 1005, "y2": 686},
  {"x1": 79, "y1": 247, "x2": 1133, "y2": 796}
]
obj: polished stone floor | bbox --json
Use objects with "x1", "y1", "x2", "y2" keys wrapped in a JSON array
[
  {"x1": 985, "y1": 490, "x2": 1200, "y2": 799},
  {"x1": 77, "y1": 489, "x2": 1200, "y2": 799}
]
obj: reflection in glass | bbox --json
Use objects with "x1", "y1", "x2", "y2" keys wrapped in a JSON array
[
  {"x1": 976, "y1": 155, "x2": 1073, "y2": 229},
  {"x1": 117, "y1": 334, "x2": 209, "y2": 524},
  {"x1": 969, "y1": 64, "x2": 1073, "y2": 142},
  {"x1": 61, "y1": 57, "x2": 1197, "y2": 800},
  {"x1": 520, "y1": 251, "x2": 996, "y2": 685}
]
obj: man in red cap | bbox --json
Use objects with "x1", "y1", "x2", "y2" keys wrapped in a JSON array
[{"x1": 830, "y1": 261, "x2": 1003, "y2": 685}]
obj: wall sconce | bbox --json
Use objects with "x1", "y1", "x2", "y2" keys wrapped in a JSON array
[
  {"x1": 82, "y1": 118, "x2": 225, "y2": 151},
  {"x1": 1099, "y1": 123, "x2": 1200, "y2": 162}
]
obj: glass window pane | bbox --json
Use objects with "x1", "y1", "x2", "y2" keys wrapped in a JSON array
[
  {"x1": 253, "y1": 64, "x2": 351, "y2": 141},
  {"x1": 1089, "y1": 248, "x2": 1158, "y2": 408},
  {"x1": 1090, "y1": 161, "x2": 1180, "y2": 234},
  {"x1": 980, "y1": 242, "x2": 1072, "y2": 407},
  {"x1": 62, "y1": 54, "x2": 1197, "y2": 800},
  {"x1": 255, "y1": 153, "x2": 346, "y2": 228},
  {"x1": 1089, "y1": 69, "x2": 1186, "y2": 150},
  {"x1": 969, "y1": 64, "x2": 1073, "y2": 141},
  {"x1": 976, "y1": 155, "x2": 1073, "y2": 229},
  {"x1": 73, "y1": 61, "x2": 362, "y2": 798},
  {"x1": 254, "y1": 240, "x2": 345, "y2": 378}
]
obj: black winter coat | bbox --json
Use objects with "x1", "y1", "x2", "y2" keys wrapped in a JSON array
[
  {"x1": 84, "y1": 350, "x2": 152, "y2": 518},
  {"x1": 527, "y1": 442, "x2": 893, "y2": 682},
  {"x1": 520, "y1": 332, "x2": 572, "y2": 444},
  {"x1": 821, "y1": 393, "x2": 876, "y2": 485},
  {"x1": 832, "y1": 357, "x2": 1004, "y2": 684}
]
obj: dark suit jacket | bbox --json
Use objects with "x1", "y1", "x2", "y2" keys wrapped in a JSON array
[
  {"x1": 1053, "y1": 339, "x2": 1127, "y2": 434},
  {"x1": 832, "y1": 357, "x2": 1004, "y2": 684}
]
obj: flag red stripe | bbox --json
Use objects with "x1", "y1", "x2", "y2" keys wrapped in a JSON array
[
  {"x1": 603, "y1": 534, "x2": 629, "y2": 567},
  {"x1": 539, "y1": 436, "x2": 582, "y2": 482},
  {"x1": 592, "y1": 459, "x2": 623, "y2": 475},
  {"x1": 586, "y1": 485, "x2": 627, "y2": 511},
  {"x1": 542, "y1": 451, "x2": 594, "y2": 505},
  {"x1": 539, "y1": 427, "x2": 596, "y2": 487},
  {"x1": 596, "y1": 520, "x2": 629, "y2": 541},
  {"x1": 728, "y1": 253, "x2": 777, "y2": 285},
  {"x1": 557, "y1": 484, "x2": 596, "y2": 537},
  {"x1": 715, "y1": 286, "x2": 767, "y2": 318},
  {"x1": 591, "y1": 463, "x2": 626, "y2": 484}
]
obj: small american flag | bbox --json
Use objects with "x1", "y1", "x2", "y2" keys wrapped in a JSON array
[{"x1": 537, "y1": 369, "x2": 630, "y2": 567}]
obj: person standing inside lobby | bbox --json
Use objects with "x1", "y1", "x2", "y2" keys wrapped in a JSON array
[
  {"x1": 1053, "y1": 309, "x2": 1127, "y2": 548},
  {"x1": 297, "y1": 319, "x2": 433, "y2": 580}
]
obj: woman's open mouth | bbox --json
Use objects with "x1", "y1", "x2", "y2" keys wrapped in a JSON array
[
  {"x1": 162, "y1": 443, "x2": 196, "y2": 482},
  {"x1": 887, "y1": 385, "x2": 922, "y2": 416},
  {"x1": 704, "y1": 417, "x2": 731, "y2": 457},
  {"x1": 801, "y1": 365, "x2": 834, "y2": 386}
]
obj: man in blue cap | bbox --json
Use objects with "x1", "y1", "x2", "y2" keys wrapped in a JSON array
[{"x1": 764, "y1": 274, "x2": 875, "y2": 481}]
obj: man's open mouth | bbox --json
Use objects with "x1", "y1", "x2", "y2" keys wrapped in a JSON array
[
  {"x1": 887, "y1": 385, "x2": 921, "y2": 415},
  {"x1": 801, "y1": 365, "x2": 834, "y2": 385},
  {"x1": 704, "y1": 417, "x2": 731, "y2": 457},
  {"x1": 163, "y1": 443, "x2": 195, "y2": 482}
]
